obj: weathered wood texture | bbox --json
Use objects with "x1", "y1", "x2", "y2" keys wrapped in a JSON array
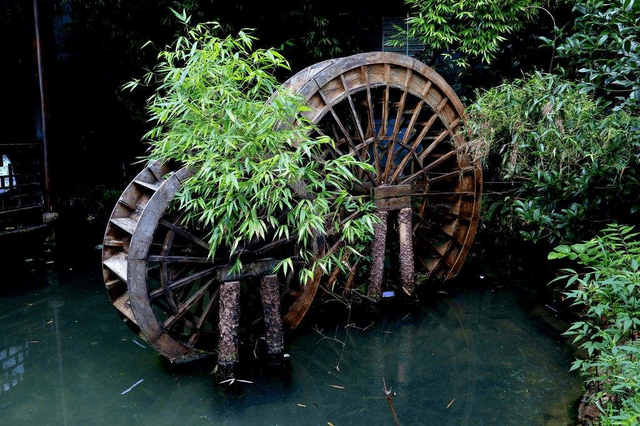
[
  {"x1": 398, "y1": 207, "x2": 414, "y2": 295},
  {"x1": 260, "y1": 275, "x2": 284, "y2": 361},
  {"x1": 218, "y1": 281, "x2": 240, "y2": 375},
  {"x1": 367, "y1": 210, "x2": 388, "y2": 302},
  {"x1": 372, "y1": 185, "x2": 411, "y2": 211}
]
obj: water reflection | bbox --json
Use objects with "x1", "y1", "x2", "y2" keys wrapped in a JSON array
[
  {"x1": 0, "y1": 342, "x2": 28, "y2": 394},
  {"x1": 0, "y1": 267, "x2": 581, "y2": 425}
]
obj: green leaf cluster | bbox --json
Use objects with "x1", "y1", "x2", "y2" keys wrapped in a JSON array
[
  {"x1": 130, "y1": 12, "x2": 376, "y2": 278},
  {"x1": 466, "y1": 72, "x2": 640, "y2": 243},
  {"x1": 556, "y1": 0, "x2": 640, "y2": 114},
  {"x1": 550, "y1": 224, "x2": 640, "y2": 423},
  {"x1": 388, "y1": 0, "x2": 541, "y2": 68}
]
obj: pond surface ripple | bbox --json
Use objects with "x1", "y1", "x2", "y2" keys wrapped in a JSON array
[{"x1": 0, "y1": 265, "x2": 582, "y2": 425}]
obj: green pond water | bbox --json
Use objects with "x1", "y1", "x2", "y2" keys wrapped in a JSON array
[{"x1": 0, "y1": 261, "x2": 582, "y2": 425}]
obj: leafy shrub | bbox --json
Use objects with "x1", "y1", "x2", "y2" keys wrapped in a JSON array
[
  {"x1": 467, "y1": 72, "x2": 640, "y2": 243},
  {"x1": 388, "y1": 0, "x2": 541, "y2": 68},
  {"x1": 550, "y1": 224, "x2": 640, "y2": 423},
  {"x1": 126, "y1": 11, "x2": 377, "y2": 279},
  {"x1": 555, "y1": 0, "x2": 640, "y2": 114}
]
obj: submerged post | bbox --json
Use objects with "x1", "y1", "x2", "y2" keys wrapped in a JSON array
[
  {"x1": 367, "y1": 210, "x2": 388, "y2": 302},
  {"x1": 398, "y1": 207, "x2": 415, "y2": 295},
  {"x1": 218, "y1": 281, "x2": 241, "y2": 376},
  {"x1": 260, "y1": 274, "x2": 284, "y2": 363}
]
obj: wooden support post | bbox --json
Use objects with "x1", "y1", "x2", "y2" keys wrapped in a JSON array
[
  {"x1": 367, "y1": 210, "x2": 388, "y2": 302},
  {"x1": 218, "y1": 281, "x2": 240, "y2": 376},
  {"x1": 260, "y1": 274, "x2": 284, "y2": 363},
  {"x1": 398, "y1": 207, "x2": 415, "y2": 295}
]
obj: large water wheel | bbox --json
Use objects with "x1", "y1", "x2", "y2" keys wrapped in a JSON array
[{"x1": 101, "y1": 52, "x2": 481, "y2": 366}]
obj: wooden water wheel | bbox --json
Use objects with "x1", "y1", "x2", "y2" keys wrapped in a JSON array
[
  {"x1": 285, "y1": 52, "x2": 481, "y2": 297},
  {"x1": 101, "y1": 52, "x2": 481, "y2": 365}
]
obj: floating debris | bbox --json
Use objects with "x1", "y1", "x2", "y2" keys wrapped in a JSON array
[
  {"x1": 120, "y1": 379, "x2": 144, "y2": 395},
  {"x1": 132, "y1": 339, "x2": 146, "y2": 349},
  {"x1": 218, "y1": 378, "x2": 253, "y2": 385},
  {"x1": 383, "y1": 378, "x2": 400, "y2": 426}
]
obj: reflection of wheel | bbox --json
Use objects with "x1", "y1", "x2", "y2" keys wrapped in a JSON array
[
  {"x1": 284, "y1": 52, "x2": 481, "y2": 294},
  {"x1": 101, "y1": 52, "x2": 481, "y2": 363},
  {"x1": 293, "y1": 298, "x2": 477, "y2": 425}
]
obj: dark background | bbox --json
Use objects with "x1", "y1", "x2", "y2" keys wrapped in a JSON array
[{"x1": 0, "y1": 0, "x2": 563, "y2": 273}]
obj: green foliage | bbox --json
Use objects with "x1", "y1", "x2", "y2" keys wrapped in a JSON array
[
  {"x1": 127, "y1": 12, "x2": 376, "y2": 279},
  {"x1": 550, "y1": 224, "x2": 640, "y2": 423},
  {"x1": 555, "y1": 0, "x2": 640, "y2": 114},
  {"x1": 284, "y1": 1, "x2": 345, "y2": 59},
  {"x1": 389, "y1": 0, "x2": 541, "y2": 68},
  {"x1": 467, "y1": 72, "x2": 640, "y2": 244}
]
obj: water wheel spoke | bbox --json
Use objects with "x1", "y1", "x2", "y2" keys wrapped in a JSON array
[
  {"x1": 340, "y1": 75, "x2": 368, "y2": 151},
  {"x1": 322, "y1": 100, "x2": 376, "y2": 183},
  {"x1": 148, "y1": 255, "x2": 213, "y2": 263},
  {"x1": 388, "y1": 114, "x2": 439, "y2": 184},
  {"x1": 400, "y1": 148, "x2": 459, "y2": 185},
  {"x1": 360, "y1": 65, "x2": 381, "y2": 180},
  {"x1": 417, "y1": 125, "x2": 455, "y2": 164},
  {"x1": 381, "y1": 70, "x2": 412, "y2": 183},
  {"x1": 159, "y1": 218, "x2": 210, "y2": 251},
  {"x1": 149, "y1": 267, "x2": 218, "y2": 300},
  {"x1": 163, "y1": 278, "x2": 215, "y2": 329},
  {"x1": 426, "y1": 166, "x2": 475, "y2": 184},
  {"x1": 161, "y1": 262, "x2": 179, "y2": 314}
]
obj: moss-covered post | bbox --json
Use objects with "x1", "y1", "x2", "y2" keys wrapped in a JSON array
[
  {"x1": 367, "y1": 210, "x2": 388, "y2": 302},
  {"x1": 260, "y1": 274, "x2": 284, "y2": 363},
  {"x1": 398, "y1": 207, "x2": 414, "y2": 295},
  {"x1": 218, "y1": 280, "x2": 240, "y2": 377}
]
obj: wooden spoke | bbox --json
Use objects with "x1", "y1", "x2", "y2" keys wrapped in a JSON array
[
  {"x1": 381, "y1": 69, "x2": 412, "y2": 183},
  {"x1": 340, "y1": 74, "x2": 368, "y2": 151},
  {"x1": 163, "y1": 278, "x2": 215, "y2": 329},
  {"x1": 149, "y1": 267, "x2": 218, "y2": 300},
  {"x1": 159, "y1": 218, "x2": 210, "y2": 250}
]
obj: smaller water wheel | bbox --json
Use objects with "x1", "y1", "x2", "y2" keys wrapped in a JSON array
[
  {"x1": 101, "y1": 52, "x2": 481, "y2": 369},
  {"x1": 102, "y1": 161, "x2": 322, "y2": 367}
]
